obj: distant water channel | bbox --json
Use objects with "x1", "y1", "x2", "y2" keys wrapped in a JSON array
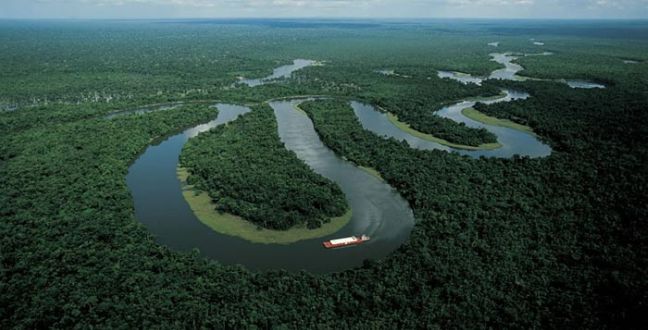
[
  {"x1": 353, "y1": 89, "x2": 552, "y2": 158},
  {"x1": 126, "y1": 55, "x2": 414, "y2": 273},
  {"x1": 374, "y1": 50, "x2": 607, "y2": 158},
  {"x1": 106, "y1": 103, "x2": 183, "y2": 119},
  {"x1": 127, "y1": 51, "x2": 602, "y2": 273},
  {"x1": 438, "y1": 52, "x2": 605, "y2": 89},
  {"x1": 362, "y1": 52, "x2": 557, "y2": 158},
  {"x1": 239, "y1": 59, "x2": 316, "y2": 87}
]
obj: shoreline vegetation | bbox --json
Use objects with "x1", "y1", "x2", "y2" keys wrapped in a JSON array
[
  {"x1": 461, "y1": 107, "x2": 535, "y2": 134},
  {"x1": 358, "y1": 165, "x2": 384, "y2": 181},
  {"x1": 179, "y1": 106, "x2": 350, "y2": 235},
  {"x1": 385, "y1": 112, "x2": 503, "y2": 150},
  {"x1": 2, "y1": 19, "x2": 647, "y2": 328},
  {"x1": 177, "y1": 167, "x2": 352, "y2": 244}
]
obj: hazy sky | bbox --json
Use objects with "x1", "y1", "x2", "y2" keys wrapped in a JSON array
[{"x1": 1, "y1": 0, "x2": 648, "y2": 19}]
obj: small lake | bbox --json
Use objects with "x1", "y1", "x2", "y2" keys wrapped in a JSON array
[{"x1": 564, "y1": 80, "x2": 606, "y2": 89}]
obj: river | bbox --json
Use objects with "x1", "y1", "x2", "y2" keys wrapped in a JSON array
[
  {"x1": 437, "y1": 52, "x2": 606, "y2": 88},
  {"x1": 352, "y1": 89, "x2": 552, "y2": 158},
  {"x1": 127, "y1": 101, "x2": 414, "y2": 273},
  {"x1": 126, "y1": 50, "x2": 604, "y2": 272}
]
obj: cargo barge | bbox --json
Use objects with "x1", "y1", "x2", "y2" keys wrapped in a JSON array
[{"x1": 323, "y1": 235, "x2": 370, "y2": 249}]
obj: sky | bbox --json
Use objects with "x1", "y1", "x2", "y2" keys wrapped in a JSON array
[{"x1": 1, "y1": 0, "x2": 648, "y2": 19}]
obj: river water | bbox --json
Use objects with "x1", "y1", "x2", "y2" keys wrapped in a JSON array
[
  {"x1": 352, "y1": 89, "x2": 552, "y2": 158},
  {"x1": 364, "y1": 53, "x2": 555, "y2": 158},
  {"x1": 126, "y1": 50, "x2": 602, "y2": 272},
  {"x1": 437, "y1": 52, "x2": 606, "y2": 89},
  {"x1": 127, "y1": 101, "x2": 414, "y2": 273},
  {"x1": 240, "y1": 59, "x2": 316, "y2": 87},
  {"x1": 126, "y1": 56, "x2": 413, "y2": 272}
]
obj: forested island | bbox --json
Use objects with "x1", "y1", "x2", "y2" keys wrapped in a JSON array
[
  {"x1": 180, "y1": 105, "x2": 349, "y2": 234},
  {"x1": 1, "y1": 18, "x2": 647, "y2": 328}
]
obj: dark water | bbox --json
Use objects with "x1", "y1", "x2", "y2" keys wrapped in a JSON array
[
  {"x1": 128, "y1": 102, "x2": 414, "y2": 273},
  {"x1": 352, "y1": 89, "x2": 552, "y2": 159},
  {"x1": 127, "y1": 51, "x2": 603, "y2": 272},
  {"x1": 240, "y1": 59, "x2": 316, "y2": 87},
  {"x1": 372, "y1": 51, "x2": 608, "y2": 159},
  {"x1": 395, "y1": 53, "x2": 558, "y2": 158},
  {"x1": 368, "y1": 53, "x2": 560, "y2": 158}
]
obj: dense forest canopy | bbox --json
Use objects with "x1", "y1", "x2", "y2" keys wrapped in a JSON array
[
  {"x1": 1, "y1": 19, "x2": 647, "y2": 328},
  {"x1": 180, "y1": 106, "x2": 348, "y2": 230}
]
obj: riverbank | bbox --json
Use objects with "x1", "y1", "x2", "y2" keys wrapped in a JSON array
[
  {"x1": 177, "y1": 167, "x2": 353, "y2": 245},
  {"x1": 385, "y1": 112, "x2": 502, "y2": 150},
  {"x1": 358, "y1": 166, "x2": 384, "y2": 181},
  {"x1": 461, "y1": 107, "x2": 535, "y2": 134}
]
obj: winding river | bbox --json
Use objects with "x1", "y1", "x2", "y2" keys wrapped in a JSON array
[
  {"x1": 127, "y1": 100, "x2": 414, "y2": 273},
  {"x1": 126, "y1": 58, "x2": 414, "y2": 273},
  {"x1": 127, "y1": 50, "x2": 602, "y2": 272},
  {"x1": 353, "y1": 89, "x2": 552, "y2": 158},
  {"x1": 359, "y1": 53, "x2": 557, "y2": 158},
  {"x1": 356, "y1": 51, "x2": 606, "y2": 158},
  {"x1": 438, "y1": 52, "x2": 606, "y2": 88}
]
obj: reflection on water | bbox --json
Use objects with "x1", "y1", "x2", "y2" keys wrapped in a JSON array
[
  {"x1": 128, "y1": 101, "x2": 414, "y2": 273},
  {"x1": 240, "y1": 59, "x2": 316, "y2": 87},
  {"x1": 382, "y1": 50, "x2": 608, "y2": 159},
  {"x1": 271, "y1": 100, "x2": 414, "y2": 262},
  {"x1": 353, "y1": 89, "x2": 552, "y2": 159},
  {"x1": 183, "y1": 104, "x2": 251, "y2": 138},
  {"x1": 489, "y1": 53, "x2": 526, "y2": 81}
]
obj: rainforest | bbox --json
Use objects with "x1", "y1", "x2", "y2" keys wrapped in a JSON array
[{"x1": 1, "y1": 19, "x2": 647, "y2": 328}]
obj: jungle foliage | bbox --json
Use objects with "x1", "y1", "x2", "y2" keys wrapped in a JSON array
[
  {"x1": 295, "y1": 64, "x2": 502, "y2": 146},
  {"x1": 1, "y1": 19, "x2": 647, "y2": 329},
  {"x1": 180, "y1": 106, "x2": 348, "y2": 230},
  {"x1": 301, "y1": 93, "x2": 648, "y2": 328}
]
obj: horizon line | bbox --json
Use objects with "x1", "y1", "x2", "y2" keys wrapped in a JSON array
[{"x1": 2, "y1": 17, "x2": 648, "y2": 21}]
